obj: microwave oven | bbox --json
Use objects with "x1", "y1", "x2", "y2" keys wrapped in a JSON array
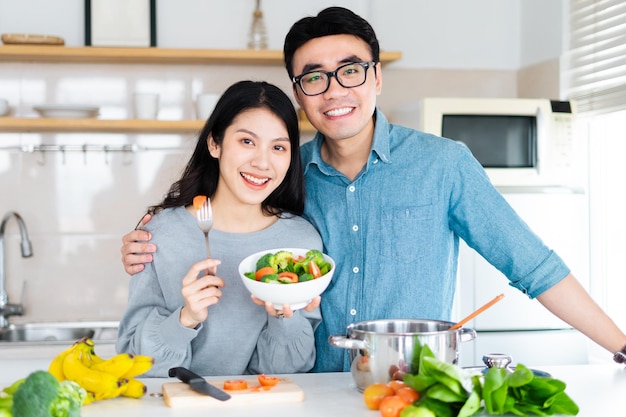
[{"x1": 391, "y1": 98, "x2": 587, "y2": 189}]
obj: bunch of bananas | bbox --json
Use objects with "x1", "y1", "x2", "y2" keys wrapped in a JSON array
[{"x1": 48, "y1": 337, "x2": 154, "y2": 404}]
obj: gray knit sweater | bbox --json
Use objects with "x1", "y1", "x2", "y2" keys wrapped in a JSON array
[{"x1": 116, "y1": 206, "x2": 323, "y2": 377}]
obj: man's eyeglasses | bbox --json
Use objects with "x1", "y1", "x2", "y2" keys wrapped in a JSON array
[{"x1": 292, "y1": 61, "x2": 377, "y2": 96}]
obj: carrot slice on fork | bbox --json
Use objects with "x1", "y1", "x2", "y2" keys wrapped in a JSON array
[{"x1": 193, "y1": 195, "x2": 207, "y2": 211}]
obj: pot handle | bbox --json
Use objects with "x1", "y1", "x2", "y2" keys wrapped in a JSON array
[
  {"x1": 328, "y1": 335, "x2": 367, "y2": 350},
  {"x1": 459, "y1": 327, "x2": 477, "y2": 342}
]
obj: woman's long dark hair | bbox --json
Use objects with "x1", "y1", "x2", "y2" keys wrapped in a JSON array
[{"x1": 147, "y1": 80, "x2": 304, "y2": 217}]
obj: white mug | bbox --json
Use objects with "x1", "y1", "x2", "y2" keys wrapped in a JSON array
[
  {"x1": 0, "y1": 98, "x2": 10, "y2": 117},
  {"x1": 133, "y1": 93, "x2": 159, "y2": 120},
  {"x1": 195, "y1": 93, "x2": 220, "y2": 120}
]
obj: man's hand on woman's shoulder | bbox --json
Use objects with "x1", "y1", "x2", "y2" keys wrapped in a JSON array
[{"x1": 121, "y1": 214, "x2": 156, "y2": 275}]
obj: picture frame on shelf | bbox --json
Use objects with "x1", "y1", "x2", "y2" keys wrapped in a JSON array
[{"x1": 85, "y1": 0, "x2": 156, "y2": 47}]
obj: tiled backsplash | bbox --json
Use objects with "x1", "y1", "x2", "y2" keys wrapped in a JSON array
[{"x1": 0, "y1": 132, "x2": 192, "y2": 323}]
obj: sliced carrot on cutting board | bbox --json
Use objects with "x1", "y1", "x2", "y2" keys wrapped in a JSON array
[
  {"x1": 223, "y1": 379, "x2": 248, "y2": 390},
  {"x1": 193, "y1": 195, "x2": 207, "y2": 210}
]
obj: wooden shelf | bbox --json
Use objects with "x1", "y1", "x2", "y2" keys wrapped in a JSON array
[
  {"x1": 0, "y1": 117, "x2": 317, "y2": 134},
  {"x1": 0, "y1": 45, "x2": 396, "y2": 134},
  {"x1": 0, "y1": 45, "x2": 402, "y2": 66}
]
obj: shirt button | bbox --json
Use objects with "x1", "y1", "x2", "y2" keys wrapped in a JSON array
[
  {"x1": 352, "y1": 267, "x2": 359, "y2": 273},
  {"x1": 349, "y1": 185, "x2": 355, "y2": 192},
  {"x1": 352, "y1": 225, "x2": 358, "y2": 232},
  {"x1": 350, "y1": 309, "x2": 357, "y2": 316},
  {"x1": 373, "y1": 159, "x2": 379, "y2": 164}
]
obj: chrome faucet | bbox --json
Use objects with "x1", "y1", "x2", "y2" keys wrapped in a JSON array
[{"x1": 0, "y1": 211, "x2": 33, "y2": 328}]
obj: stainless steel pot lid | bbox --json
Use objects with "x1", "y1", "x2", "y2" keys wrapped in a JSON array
[{"x1": 463, "y1": 353, "x2": 551, "y2": 378}]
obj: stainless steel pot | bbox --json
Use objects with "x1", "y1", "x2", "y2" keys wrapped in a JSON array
[{"x1": 329, "y1": 319, "x2": 477, "y2": 391}]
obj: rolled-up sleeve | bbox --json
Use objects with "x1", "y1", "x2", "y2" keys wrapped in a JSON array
[{"x1": 448, "y1": 146, "x2": 570, "y2": 299}]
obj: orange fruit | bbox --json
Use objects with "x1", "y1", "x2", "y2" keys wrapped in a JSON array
[
  {"x1": 193, "y1": 195, "x2": 207, "y2": 210},
  {"x1": 387, "y1": 380, "x2": 407, "y2": 392},
  {"x1": 395, "y1": 386, "x2": 420, "y2": 404},
  {"x1": 363, "y1": 383, "x2": 395, "y2": 410},
  {"x1": 379, "y1": 395, "x2": 411, "y2": 417}
]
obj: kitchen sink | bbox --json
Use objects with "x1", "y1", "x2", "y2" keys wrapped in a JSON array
[{"x1": 0, "y1": 321, "x2": 119, "y2": 344}]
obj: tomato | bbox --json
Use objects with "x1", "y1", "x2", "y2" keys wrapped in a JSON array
[
  {"x1": 223, "y1": 379, "x2": 248, "y2": 390},
  {"x1": 309, "y1": 261, "x2": 322, "y2": 278},
  {"x1": 363, "y1": 383, "x2": 395, "y2": 410},
  {"x1": 379, "y1": 395, "x2": 411, "y2": 417},
  {"x1": 257, "y1": 374, "x2": 281, "y2": 387},
  {"x1": 255, "y1": 266, "x2": 276, "y2": 281},
  {"x1": 395, "y1": 386, "x2": 420, "y2": 404},
  {"x1": 277, "y1": 272, "x2": 299, "y2": 283},
  {"x1": 192, "y1": 195, "x2": 207, "y2": 210}
]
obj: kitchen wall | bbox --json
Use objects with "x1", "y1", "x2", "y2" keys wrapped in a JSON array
[{"x1": 0, "y1": 0, "x2": 567, "y2": 323}]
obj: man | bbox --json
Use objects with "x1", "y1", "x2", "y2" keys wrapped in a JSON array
[{"x1": 122, "y1": 7, "x2": 626, "y2": 372}]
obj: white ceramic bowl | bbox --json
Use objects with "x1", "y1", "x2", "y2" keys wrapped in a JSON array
[{"x1": 238, "y1": 248, "x2": 335, "y2": 310}]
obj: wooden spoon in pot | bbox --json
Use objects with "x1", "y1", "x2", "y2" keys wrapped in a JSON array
[{"x1": 449, "y1": 293, "x2": 505, "y2": 330}]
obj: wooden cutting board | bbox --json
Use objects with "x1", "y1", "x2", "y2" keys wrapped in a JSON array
[{"x1": 162, "y1": 377, "x2": 304, "y2": 407}]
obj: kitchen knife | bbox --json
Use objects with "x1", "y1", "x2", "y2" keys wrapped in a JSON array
[{"x1": 168, "y1": 367, "x2": 231, "y2": 401}]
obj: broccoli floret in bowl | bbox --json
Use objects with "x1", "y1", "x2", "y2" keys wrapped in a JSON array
[
  {"x1": 255, "y1": 252, "x2": 276, "y2": 271},
  {"x1": 272, "y1": 250, "x2": 293, "y2": 271},
  {"x1": 239, "y1": 248, "x2": 335, "y2": 310},
  {"x1": 293, "y1": 249, "x2": 332, "y2": 276}
]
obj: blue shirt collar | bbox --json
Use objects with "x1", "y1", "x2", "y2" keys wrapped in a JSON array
[{"x1": 303, "y1": 108, "x2": 392, "y2": 177}]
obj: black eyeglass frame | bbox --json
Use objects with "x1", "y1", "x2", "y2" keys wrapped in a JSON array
[{"x1": 292, "y1": 61, "x2": 378, "y2": 96}]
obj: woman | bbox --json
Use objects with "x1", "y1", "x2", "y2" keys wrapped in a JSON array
[{"x1": 116, "y1": 81, "x2": 323, "y2": 377}]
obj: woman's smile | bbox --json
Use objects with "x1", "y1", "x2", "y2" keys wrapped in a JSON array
[{"x1": 241, "y1": 171, "x2": 270, "y2": 187}]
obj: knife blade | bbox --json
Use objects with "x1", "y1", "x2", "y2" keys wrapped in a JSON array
[{"x1": 168, "y1": 367, "x2": 231, "y2": 401}]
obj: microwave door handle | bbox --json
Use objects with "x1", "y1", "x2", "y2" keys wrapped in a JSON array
[{"x1": 495, "y1": 185, "x2": 585, "y2": 194}]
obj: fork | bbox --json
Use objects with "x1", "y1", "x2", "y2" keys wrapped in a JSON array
[{"x1": 195, "y1": 196, "x2": 213, "y2": 274}]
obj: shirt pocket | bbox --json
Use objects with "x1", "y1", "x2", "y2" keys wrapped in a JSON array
[{"x1": 381, "y1": 203, "x2": 434, "y2": 264}]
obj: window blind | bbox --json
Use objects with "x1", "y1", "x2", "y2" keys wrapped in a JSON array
[{"x1": 561, "y1": 0, "x2": 626, "y2": 115}]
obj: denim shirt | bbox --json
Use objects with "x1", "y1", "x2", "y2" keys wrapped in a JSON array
[{"x1": 301, "y1": 109, "x2": 570, "y2": 372}]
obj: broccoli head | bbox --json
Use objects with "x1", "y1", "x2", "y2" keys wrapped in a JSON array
[
  {"x1": 305, "y1": 249, "x2": 325, "y2": 264},
  {"x1": 293, "y1": 250, "x2": 331, "y2": 276},
  {"x1": 272, "y1": 250, "x2": 293, "y2": 271},
  {"x1": 12, "y1": 371, "x2": 86, "y2": 417},
  {"x1": 255, "y1": 252, "x2": 277, "y2": 272},
  {"x1": 255, "y1": 251, "x2": 296, "y2": 273}
]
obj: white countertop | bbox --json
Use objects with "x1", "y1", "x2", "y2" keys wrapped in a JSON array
[{"x1": 1, "y1": 359, "x2": 624, "y2": 416}]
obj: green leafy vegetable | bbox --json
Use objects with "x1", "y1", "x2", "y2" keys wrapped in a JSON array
[
  {"x1": 402, "y1": 345, "x2": 579, "y2": 416},
  {"x1": 400, "y1": 404, "x2": 437, "y2": 417},
  {"x1": 482, "y1": 364, "x2": 579, "y2": 416}
]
